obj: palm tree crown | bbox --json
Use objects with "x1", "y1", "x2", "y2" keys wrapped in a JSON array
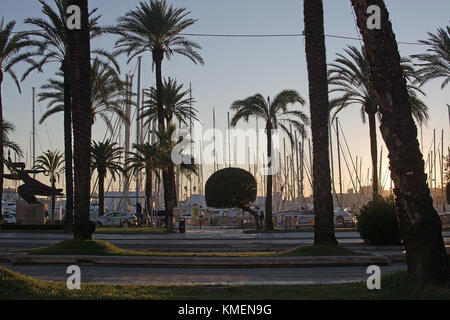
[
  {"x1": 91, "y1": 139, "x2": 125, "y2": 217},
  {"x1": 114, "y1": 0, "x2": 204, "y2": 65},
  {"x1": 91, "y1": 140, "x2": 125, "y2": 180},
  {"x1": 38, "y1": 57, "x2": 129, "y2": 132},
  {"x1": 34, "y1": 150, "x2": 64, "y2": 187},
  {"x1": 231, "y1": 90, "x2": 309, "y2": 142},
  {"x1": 3, "y1": 121, "x2": 23, "y2": 157},
  {"x1": 141, "y1": 77, "x2": 199, "y2": 127},
  {"x1": 0, "y1": 18, "x2": 38, "y2": 91},
  {"x1": 328, "y1": 45, "x2": 428, "y2": 125},
  {"x1": 22, "y1": 0, "x2": 110, "y2": 79},
  {"x1": 412, "y1": 25, "x2": 450, "y2": 89},
  {"x1": 155, "y1": 123, "x2": 198, "y2": 177}
]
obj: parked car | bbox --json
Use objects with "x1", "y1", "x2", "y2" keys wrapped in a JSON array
[
  {"x1": 96, "y1": 212, "x2": 138, "y2": 227},
  {"x1": 2, "y1": 213, "x2": 16, "y2": 224}
]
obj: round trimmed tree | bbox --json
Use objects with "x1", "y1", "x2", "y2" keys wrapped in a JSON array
[{"x1": 205, "y1": 167, "x2": 261, "y2": 229}]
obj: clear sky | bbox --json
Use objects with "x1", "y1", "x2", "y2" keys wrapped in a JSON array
[{"x1": 2, "y1": 0, "x2": 449, "y2": 196}]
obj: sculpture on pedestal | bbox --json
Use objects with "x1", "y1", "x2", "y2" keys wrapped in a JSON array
[{"x1": 2, "y1": 161, "x2": 63, "y2": 204}]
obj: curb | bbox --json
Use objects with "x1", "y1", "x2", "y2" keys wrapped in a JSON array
[{"x1": 4, "y1": 253, "x2": 391, "y2": 268}]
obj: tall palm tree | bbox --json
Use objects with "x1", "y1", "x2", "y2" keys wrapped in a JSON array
[
  {"x1": 91, "y1": 140, "x2": 124, "y2": 217},
  {"x1": 38, "y1": 57, "x2": 129, "y2": 132},
  {"x1": 328, "y1": 45, "x2": 429, "y2": 198},
  {"x1": 412, "y1": 25, "x2": 450, "y2": 89},
  {"x1": 303, "y1": 0, "x2": 337, "y2": 245},
  {"x1": 141, "y1": 77, "x2": 199, "y2": 127},
  {"x1": 114, "y1": 0, "x2": 204, "y2": 226},
  {"x1": 23, "y1": 0, "x2": 111, "y2": 232},
  {"x1": 230, "y1": 90, "x2": 309, "y2": 231},
  {"x1": 67, "y1": 0, "x2": 93, "y2": 240},
  {"x1": 0, "y1": 18, "x2": 37, "y2": 220},
  {"x1": 34, "y1": 150, "x2": 64, "y2": 221},
  {"x1": 114, "y1": 0, "x2": 204, "y2": 129},
  {"x1": 126, "y1": 143, "x2": 160, "y2": 219},
  {"x1": 351, "y1": 0, "x2": 449, "y2": 285},
  {"x1": 155, "y1": 123, "x2": 198, "y2": 231}
]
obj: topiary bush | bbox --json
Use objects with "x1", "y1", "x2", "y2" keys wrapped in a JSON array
[
  {"x1": 205, "y1": 167, "x2": 262, "y2": 228},
  {"x1": 357, "y1": 196, "x2": 401, "y2": 245}
]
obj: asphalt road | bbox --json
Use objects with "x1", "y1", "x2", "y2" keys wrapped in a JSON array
[
  {"x1": 1, "y1": 263, "x2": 407, "y2": 285},
  {"x1": 1, "y1": 230, "x2": 449, "y2": 252}
]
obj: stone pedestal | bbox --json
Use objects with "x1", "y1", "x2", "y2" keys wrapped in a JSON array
[{"x1": 16, "y1": 203, "x2": 45, "y2": 225}]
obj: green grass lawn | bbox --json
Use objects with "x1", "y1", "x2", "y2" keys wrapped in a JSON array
[
  {"x1": 1, "y1": 267, "x2": 449, "y2": 300},
  {"x1": 26, "y1": 240, "x2": 367, "y2": 257}
]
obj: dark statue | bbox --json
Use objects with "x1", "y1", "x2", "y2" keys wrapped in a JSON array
[{"x1": 2, "y1": 161, "x2": 63, "y2": 204}]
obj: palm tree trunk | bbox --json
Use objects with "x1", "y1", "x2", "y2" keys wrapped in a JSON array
[
  {"x1": 367, "y1": 111, "x2": 379, "y2": 198},
  {"x1": 98, "y1": 170, "x2": 105, "y2": 217},
  {"x1": 304, "y1": 0, "x2": 337, "y2": 245},
  {"x1": 153, "y1": 52, "x2": 165, "y2": 129},
  {"x1": 62, "y1": 60, "x2": 74, "y2": 233},
  {"x1": 68, "y1": 0, "x2": 93, "y2": 240},
  {"x1": 351, "y1": 0, "x2": 449, "y2": 285},
  {"x1": 153, "y1": 51, "x2": 175, "y2": 231},
  {"x1": 265, "y1": 123, "x2": 273, "y2": 230},
  {"x1": 51, "y1": 180, "x2": 56, "y2": 222},
  {"x1": 163, "y1": 163, "x2": 176, "y2": 232},
  {"x1": 145, "y1": 169, "x2": 152, "y2": 218},
  {"x1": 173, "y1": 173, "x2": 178, "y2": 208},
  {"x1": 0, "y1": 72, "x2": 4, "y2": 221}
]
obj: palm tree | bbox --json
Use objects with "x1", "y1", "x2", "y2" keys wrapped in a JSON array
[
  {"x1": 114, "y1": 0, "x2": 204, "y2": 227},
  {"x1": 412, "y1": 25, "x2": 450, "y2": 89},
  {"x1": 351, "y1": 0, "x2": 449, "y2": 285},
  {"x1": 67, "y1": 0, "x2": 93, "y2": 240},
  {"x1": 0, "y1": 18, "x2": 37, "y2": 220},
  {"x1": 114, "y1": 0, "x2": 204, "y2": 129},
  {"x1": 23, "y1": 0, "x2": 110, "y2": 232},
  {"x1": 91, "y1": 140, "x2": 124, "y2": 217},
  {"x1": 38, "y1": 57, "x2": 129, "y2": 132},
  {"x1": 230, "y1": 90, "x2": 309, "y2": 231},
  {"x1": 126, "y1": 143, "x2": 160, "y2": 219},
  {"x1": 141, "y1": 77, "x2": 199, "y2": 127},
  {"x1": 328, "y1": 45, "x2": 429, "y2": 198},
  {"x1": 303, "y1": 0, "x2": 337, "y2": 245},
  {"x1": 155, "y1": 123, "x2": 198, "y2": 231},
  {"x1": 34, "y1": 150, "x2": 64, "y2": 221}
]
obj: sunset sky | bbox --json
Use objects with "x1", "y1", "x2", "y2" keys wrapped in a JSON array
[{"x1": 2, "y1": 0, "x2": 449, "y2": 196}]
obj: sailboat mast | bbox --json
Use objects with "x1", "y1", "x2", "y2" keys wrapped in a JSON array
[
  {"x1": 335, "y1": 117, "x2": 343, "y2": 209},
  {"x1": 189, "y1": 83, "x2": 193, "y2": 196},
  {"x1": 32, "y1": 87, "x2": 36, "y2": 176},
  {"x1": 442, "y1": 129, "x2": 445, "y2": 211},
  {"x1": 213, "y1": 107, "x2": 216, "y2": 172},
  {"x1": 135, "y1": 56, "x2": 142, "y2": 205}
]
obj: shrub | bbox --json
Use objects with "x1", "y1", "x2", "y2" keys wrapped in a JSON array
[
  {"x1": 357, "y1": 196, "x2": 401, "y2": 245},
  {"x1": 205, "y1": 167, "x2": 257, "y2": 209}
]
